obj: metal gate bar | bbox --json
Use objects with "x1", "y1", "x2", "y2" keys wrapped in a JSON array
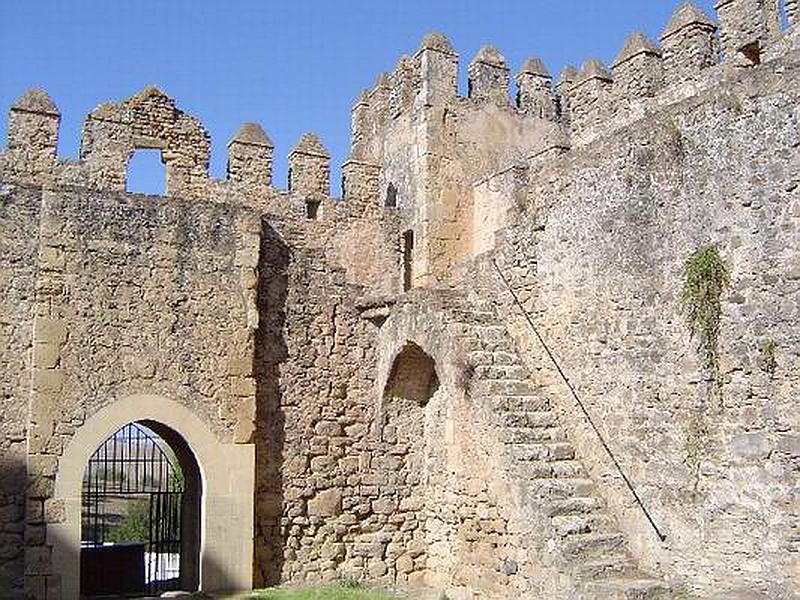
[{"x1": 81, "y1": 422, "x2": 184, "y2": 596}]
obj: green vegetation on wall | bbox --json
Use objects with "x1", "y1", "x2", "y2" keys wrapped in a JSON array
[
  {"x1": 679, "y1": 244, "x2": 730, "y2": 494},
  {"x1": 680, "y1": 244, "x2": 730, "y2": 381}
]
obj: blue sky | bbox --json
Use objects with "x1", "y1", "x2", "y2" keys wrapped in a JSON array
[{"x1": 0, "y1": 0, "x2": 718, "y2": 195}]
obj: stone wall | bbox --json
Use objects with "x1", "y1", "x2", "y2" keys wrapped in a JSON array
[
  {"x1": 0, "y1": 185, "x2": 261, "y2": 598},
  {"x1": 0, "y1": 2, "x2": 798, "y2": 598},
  {"x1": 253, "y1": 217, "x2": 384, "y2": 585},
  {"x1": 481, "y1": 41, "x2": 800, "y2": 598},
  {"x1": 0, "y1": 185, "x2": 40, "y2": 599}
]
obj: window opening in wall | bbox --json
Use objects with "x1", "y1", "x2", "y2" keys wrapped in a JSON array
[
  {"x1": 287, "y1": 167, "x2": 293, "y2": 192},
  {"x1": 740, "y1": 42, "x2": 762, "y2": 66},
  {"x1": 126, "y1": 149, "x2": 165, "y2": 195},
  {"x1": 385, "y1": 183, "x2": 398, "y2": 208},
  {"x1": 403, "y1": 229, "x2": 414, "y2": 292},
  {"x1": 306, "y1": 200, "x2": 320, "y2": 220}
]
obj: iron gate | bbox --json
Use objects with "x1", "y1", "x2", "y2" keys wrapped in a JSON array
[{"x1": 81, "y1": 422, "x2": 184, "y2": 595}]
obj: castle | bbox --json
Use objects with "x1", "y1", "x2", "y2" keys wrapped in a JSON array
[{"x1": 0, "y1": 1, "x2": 798, "y2": 598}]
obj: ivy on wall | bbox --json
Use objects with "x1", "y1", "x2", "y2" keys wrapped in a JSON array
[
  {"x1": 679, "y1": 244, "x2": 730, "y2": 494},
  {"x1": 680, "y1": 244, "x2": 730, "y2": 382}
]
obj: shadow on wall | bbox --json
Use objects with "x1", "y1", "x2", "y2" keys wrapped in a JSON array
[
  {"x1": 0, "y1": 452, "x2": 244, "y2": 599},
  {"x1": 0, "y1": 455, "x2": 26, "y2": 600},
  {"x1": 253, "y1": 220, "x2": 290, "y2": 586}
]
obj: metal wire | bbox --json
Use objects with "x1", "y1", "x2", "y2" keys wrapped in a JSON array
[{"x1": 492, "y1": 258, "x2": 667, "y2": 542}]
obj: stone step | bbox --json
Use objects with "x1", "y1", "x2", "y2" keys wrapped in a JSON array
[
  {"x1": 527, "y1": 477, "x2": 596, "y2": 500},
  {"x1": 474, "y1": 364, "x2": 529, "y2": 380},
  {"x1": 491, "y1": 350, "x2": 521, "y2": 365},
  {"x1": 491, "y1": 395, "x2": 550, "y2": 413},
  {"x1": 505, "y1": 426, "x2": 566, "y2": 444},
  {"x1": 478, "y1": 378, "x2": 535, "y2": 396},
  {"x1": 580, "y1": 576, "x2": 672, "y2": 600},
  {"x1": 456, "y1": 334, "x2": 516, "y2": 353},
  {"x1": 511, "y1": 441, "x2": 575, "y2": 461},
  {"x1": 523, "y1": 459, "x2": 587, "y2": 479},
  {"x1": 571, "y1": 556, "x2": 640, "y2": 581},
  {"x1": 548, "y1": 496, "x2": 605, "y2": 517},
  {"x1": 563, "y1": 532, "x2": 628, "y2": 560},
  {"x1": 551, "y1": 512, "x2": 616, "y2": 537},
  {"x1": 467, "y1": 350, "x2": 498, "y2": 366},
  {"x1": 447, "y1": 309, "x2": 497, "y2": 324},
  {"x1": 450, "y1": 323, "x2": 506, "y2": 338},
  {"x1": 502, "y1": 410, "x2": 559, "y2": 428},
  {"x1": 467, "y1": 350, "x2": 525, "y2": 368}
]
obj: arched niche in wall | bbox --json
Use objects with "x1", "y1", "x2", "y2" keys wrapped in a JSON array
[{"x1": 384, "y1": 342, "x2": 440, "y2": 405}]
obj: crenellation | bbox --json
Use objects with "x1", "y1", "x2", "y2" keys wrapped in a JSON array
[
  {"x1": 288, "y1": 133, "x2": 331, "y2": 214},
  {"x1": 127, "y1": 86, "x2": 179, "y2": 147},
  {"x1": 390, "y1": 55, "x2": 416, "y2": 118},
  {"x1": 369, "y1": 72, "x2": 392, "y2": 121},
  {"x1": 164, "y1": 112, "x2": 212, "y2": 197},
  {"x1": 79, "y1": 102, "x2": 134, "y2": 191},
  {"x1": 350, "y1": 90, "x2": 372, "y2": 161},
  {"x1": 661, "y1": 3, "x2": 719, "y2": 85},
  {"x1": 567, "y1": 59, "x2": 614, "y2": 135},
  {"x1": 368, "y1": 74, "x2": 392, "y2": 151},
  {"x1": 5, "y1": 90, "x2": 60, "y2": 184},
  {"x1": 555, "y1": 65, "x2": 579, "y2": 129},
  {"x1": 715, "y1": 0, "x2": 782, "y2": 65},
  {"x1": 515, "y1": 58, "x2": 557, "y2": 120},
  {"x1": 414, "y1": 32, "x2": 458, "y2": 107},
  {"x1": 79, "y1": 86, "x2": 212, "y2": 197},
  {"x1": 467, "y1": 46, "x2": 511, "y2": 106},
  {"x1": 227, "y1": 122, "x2": 274, "y2": 195},
  {"x1": 612, "y1": 32, "x2": 665, "y2": 107}
]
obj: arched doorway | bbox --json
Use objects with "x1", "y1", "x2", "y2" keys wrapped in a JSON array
[
  {"x1": 79, "y1": 421, "x2": 201, "y2": 596},
  {"x1": 51, "y1": 394, "x2": 255, "y2": 599}
]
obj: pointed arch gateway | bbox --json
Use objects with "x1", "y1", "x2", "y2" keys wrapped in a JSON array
[
  {"x1": 79, "y1": 421, "x2": 201, "y2": 596},
  {"x1": 50, "y1": 395, "x2": 254, "y2": 598}
]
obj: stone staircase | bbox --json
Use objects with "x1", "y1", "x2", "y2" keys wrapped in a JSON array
[{"x1": 424, "y1": 286, "x2": 672, "y2": 600}]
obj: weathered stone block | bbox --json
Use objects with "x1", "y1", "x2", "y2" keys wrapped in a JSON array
[{"x1": 307, "y1": 489, "x2": 342, "y2": 517}]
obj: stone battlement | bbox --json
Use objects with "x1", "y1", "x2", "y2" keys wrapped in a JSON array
[
  {"x1": 0, "y1": 85, "x2": 338, "y2": 212},
  {"x1": 3, "y1": 2, "x2": 796, "y2": 213},
  {"x1": 351, "y1": 0, "x2": 796, "y2": 153}
]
